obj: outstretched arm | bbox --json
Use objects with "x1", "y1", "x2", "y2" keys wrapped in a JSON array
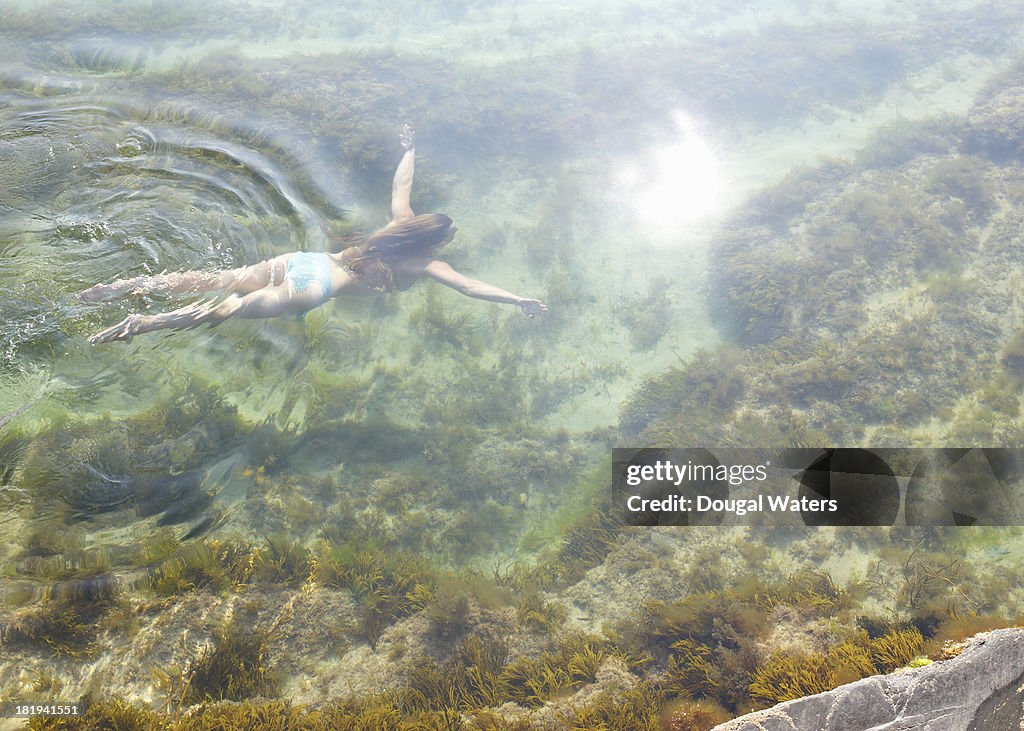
[
  {"x1": 89, "y1": 286, "x2": 322, "y2": 343},
  {"x1": 423, "y1": 260, "x2": 547, "y2": 316},
  {"x1": 391, "y1": 123, "x2": 416, "y2": 223}
]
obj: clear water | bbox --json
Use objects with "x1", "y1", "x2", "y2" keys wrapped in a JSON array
[{"x1": 2, "y1": 0, "x2": 1024, "y2": 723}]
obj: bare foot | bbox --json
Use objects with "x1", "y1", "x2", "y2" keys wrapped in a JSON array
[{"x1": 79, "y1": 283, "x2": 124, "y2": 303}]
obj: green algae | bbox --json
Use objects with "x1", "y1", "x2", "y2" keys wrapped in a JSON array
[
  {"x1": 183, "y1": 623, "x2": 279, "y2": 704},
  {"x1": 6, "y1": 3, "x2": 1024, "y2": 727},
  {"x1": 1, "y1": 576, "x2": 123, "y2": 658},
  {"x1": 28, "y1": 561, "x2": 1016, "y2": 728}
]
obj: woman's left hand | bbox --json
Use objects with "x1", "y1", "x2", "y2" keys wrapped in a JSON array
[{"x1": 519, "y1": 299, "x2": 548, "y2": 317}]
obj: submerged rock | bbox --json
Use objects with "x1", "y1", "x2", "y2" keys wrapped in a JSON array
[
  {"x1": 967, "y1": 69, "x2": 1024, "y2": 157},
  {"x1": 713, "y1": 628, "x2": 1024, "y2": 731}
]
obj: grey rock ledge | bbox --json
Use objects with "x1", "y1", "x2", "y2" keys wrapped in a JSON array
[{"x1": 712, "y1": 628, "x2": 1024, "y2": 731}]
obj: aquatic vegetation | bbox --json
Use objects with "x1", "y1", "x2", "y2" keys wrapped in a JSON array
[
  {"x1": 749, "y1": 628, "x2": 914, "y2": 705},
  {"x1": 514, "y1": 590, "x2": 568, "y2": 634},
  {"x1": 1, "y1": 578, "x2": 121, "y2": 658},
  {"x1": 133, "y1": 529, "x2": 185, "y2": 567},
  {"x1": 658, "y1": 697, "x2": 734, "y2": 731},
  {"x1": 826, "y1": 634, "x2": 876, "y2": 682},
  {"x1": 311, "y1": 538, "x2": 435, "y2": 648},
  {"x1": 929, "y1": 613, "x2": 1024, "y2": 646},
  {"x1": 967, "y1": 61, "x2": 1024, "y2": 157},
  {"x1": 424, "y1": 580, "x2": 473, "y2": 642},
  {"x1": 743, "y1": 159, "x2": 853, "y2": 230},
  {"x1": 150, "y1": 540, "x2": 259, "y2": 596},
  {"x1": 561, "y1": 680, "x2": 668, "y2": 731},
  {"x1": 532, "y1": 496, "x2": 625, "y2": 590},
  {"x1": 412, "y1": 634, "x2": 514, "y2": 711},
  {"x1": 620, "y1": 346, "x2": 744, "y2": 439},
  {"x1": 774, "y1": 571, "x2": 850, "y2": 616},
  {"x1": 254, "y1": 533, "x2": 312, "y2": 586},
  {"x1": 4, "y1": 378, "x2": 246, "y2": 580},
  {"x1": 643, "y1": 592, "x2": 769, "y2": 653},
  {"x1": 184, "y1": 624, "x2": 278, "y2": 703},
  {"x1": 499, "y1": 634, "x2": 630, "y2": 708},
  {"x1": 26, "y1": 699, "x2": 164, "y2": 730},
  {"x1": 664, "y1": 640, "x2": 722, "y2": 699},
  {"x1": 407, "y1": 286, "x2": 482, "y2": 353},
  {"x1": 615, "y1": 591, "x2": 766, "y2": 711},
  {"x1": 924, "y1": 155, "x2": 996, "y2": 219},
  {"x1": 855, "y1": 116, "x2": 962, "y2": 170},
  {"x1": 8, "y1": 1, "x2": 1024, "y2": 724},
  {"x1": 500, "y1": 488, "x2": 625, "y2": 594},
  {"x1": 616, "y1": 278, "x2": 674, "y2": 351},
  {"x1": 709, "y1": 247, "x2": 791, "y2": 345},
  {"x1": 611, "y1": 568, "x2": 897, "y2": 714},
  {"x1": 869, "y1": 627, "x2": 924, "y2": 672},
  {"x1": 925, "y1": 271, "x2": 982, "y2": 304},
  {"x1": 1001, "y1": 329, "x2": 1024, "y2": 376},
  {"x1": 861, "y1": 541, "x2": 973, "y2": 615},
  {"x1": 749, "y1": 651, "x2": 837, "y2": 705}
]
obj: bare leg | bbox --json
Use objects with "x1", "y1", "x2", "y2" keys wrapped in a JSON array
[
  {"x1": 390, "y1": 123, "x2": 416, "y2": 223},
  {"x1": 88, "y1": 279, "x2": 320, "y2": 344},
  {"x1": 79, "y1": 257, "x2": 287, "y2": 302}
]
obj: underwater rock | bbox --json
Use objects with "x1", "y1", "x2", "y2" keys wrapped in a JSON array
[
  {"x1": 967, "y1": 71, "x2": 1024, "y2": 157},
  {"x1": 712, "y1": 628, "x2": 1024, "y2": 731}
]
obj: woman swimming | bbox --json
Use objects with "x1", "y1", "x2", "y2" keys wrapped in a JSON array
[{"x1": 84, "y1": 124, "x2": 547, "y2": 343}]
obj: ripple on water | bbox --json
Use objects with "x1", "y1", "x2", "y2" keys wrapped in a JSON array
[
  {"x1": 0, "y1": 84, "x2": 340, "y2": 371},
  {"x1": 0, "y1": 67, "x2": 343, "y2": 574}
]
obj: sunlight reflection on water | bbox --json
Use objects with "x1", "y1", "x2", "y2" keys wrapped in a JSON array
[{"x1": 616, "y1": 110, "x2": 725, "y2": 243}]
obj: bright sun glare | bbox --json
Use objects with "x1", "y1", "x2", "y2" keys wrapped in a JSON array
[{"x1": 617, "y1": 110, "x2": 724, "y2": 241}]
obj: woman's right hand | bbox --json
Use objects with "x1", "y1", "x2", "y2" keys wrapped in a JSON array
[{"x1": 519, "y1": 299, "x2": 548, "y2": 317}]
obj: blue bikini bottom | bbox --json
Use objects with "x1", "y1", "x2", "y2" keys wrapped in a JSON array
[{"x1": 285, "y1": 252, "x2": 333, "y2": 297}]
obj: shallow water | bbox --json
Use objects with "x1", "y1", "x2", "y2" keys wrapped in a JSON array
[{"x1": 3, "y1": 0, "x2": 1024, "y2": 725}]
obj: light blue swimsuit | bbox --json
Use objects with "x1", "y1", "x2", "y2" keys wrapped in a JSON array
[{"x1": 285, "y1": 252, "x2": 333, "y2": 297}]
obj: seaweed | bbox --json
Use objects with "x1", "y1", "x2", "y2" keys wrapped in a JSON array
[
  {"x1": 854, "y1": 116, "x2": 962, "y2": 170},
  {"x1": 514, "y1": 590, "x2": 568, "y2": 634},
  {"x1": 658, "y1": 698, "x2": 734, "y2": 731},
  {"x1": 759, "y1": 160, "x2": 854, "y2": 225},
  {"x1": 425, "y1": 580, "x2": 473, "y2": 643},
  {"x1": 746, "y1": 623, "x2": 928, "y2": 707},
  {"x1": 862, "y1": 540, "x2": 973, "y2": 615},
  {"x1": 26, "y1": 699, "x2": 165, "y2": 730},
  {"x1": 924, "y1": 155, "x2": 996, "y2": 219},
  {"x1": 408, "y1": 286, "x2": 482, "y2": 352},
  {"x1": 183, "y1": 624, "x2": 278, "y2": 704},
  {"x1": 620, "y1": 347, "x2": 744, "y2": 439},
  {"x1": 310, "y1": 537, "x2": 435, "y2": 648},
  {"x1": 1001, "y1": 328, "x2": 1024, "y2": 376},
  {"x1": 664, "y1": 640, "x2": 722, "y2": 699},
  {"x1": 0, "y1": 577, "x2": 121, "y2": 658},
  {"x1": 869, "y1": 627, "x2": 924, "y2": 672},
  {"x1": 749, "y1": 651, "x2": 837, "y2": 705},
  {"x1": 562, "y1": 680, "x2": 667, "y2": 731},
  {"x1": 775, "y1": 571, "x2": 850, "y2": 616},
  {"x1": 254, "y1": 533, "x2": 312, "y2": 586},
  {"x1": 149, "y1": 540, "x2": 257, "y2": 596},
  {"x1": 403, "y1": 634, "x2": 510, "y2": 712},
  {"x1": 826, "y1": 633, "x2": 876, "y2": 682},
  {"x1": 929, "y1": 613, "x2": 1023, "y2": 646},
  {"x1": 616, "y1": 278, "x2": 674, "y2": 351}
]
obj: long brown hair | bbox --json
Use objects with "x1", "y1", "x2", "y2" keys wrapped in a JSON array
[{"x1": 343, "y1": 213, "x2": 455, "y2": 292}]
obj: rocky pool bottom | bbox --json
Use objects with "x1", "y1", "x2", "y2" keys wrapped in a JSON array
[
  {"x1": 3, "y1": 521, "x2": 1022, "y2": 731},
  {"x1": 7, "y1": 27, "x2": 1024, "y2": 731}
]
